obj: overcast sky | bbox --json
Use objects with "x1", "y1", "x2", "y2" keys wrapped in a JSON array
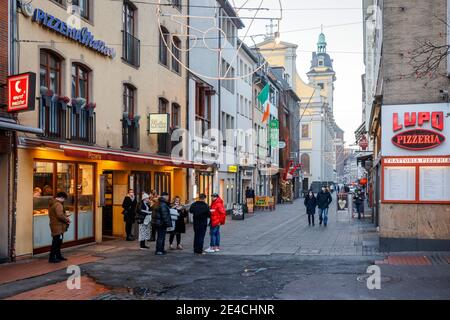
[{"x1": 235, "y1": 0, "x2": 365, "y2": 146}]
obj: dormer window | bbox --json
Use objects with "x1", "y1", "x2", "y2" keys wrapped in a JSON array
[{"x1": 318, "y1": 58, "x2": 324, "y2": 67}]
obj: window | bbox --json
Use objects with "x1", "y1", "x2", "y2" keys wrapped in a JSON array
[
  {"x1": 72, "y1": 0, "x2": 89, "y2": 20},
  {"x1": 158, "y1": 98, "x2": 170, "y2": 154},
  {"x1": 221, "y1": 59, "x2": 235, "y2": 93},
  {"x1": 71, "y1": 64, "x2": 90, "y2": 101},
  {"x1": 318, "y1": 83, "x2": 324, "y2": 90},
  {"x1": 318, "y1": 58, "x2": 324, "y2": 67},
  {"x1": 195, "y1": 83, "x2": 212, "y2": 137},
  {"x1": 301, "y1": 154, "x2": 310, "y2": 174},
  {"x1": 40, "y1": 50, "x2": 63, "y2": 95},
  {"x1": 301, "y1": 124, "x2": 310, "y2": 138},
  {"x1": 123, "y1": 84, "x2": 136, "y2": 118},
  {"x1": 172, "y1": 36, "x2": 181, "y2": 73},
  {"x1": 171, "y1": 0, "x2": 181, "y2": 10},
  {"x1": 171, "y1": 103, "x2": 180, "y2": 128},
  {"x1": 159, "y1": 26, "x2": 170, "y2": 66},
  {"x1": 122, "y1": 1, "x2": 140, "y2": 66}
]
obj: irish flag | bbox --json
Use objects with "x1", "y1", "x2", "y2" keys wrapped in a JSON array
[{"x1": 258, "y1": 84, "x2": 270, "y2": 123}]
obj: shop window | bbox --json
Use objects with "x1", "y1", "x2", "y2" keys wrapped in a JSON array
[
  {"x1": 40, "y1": 49, "x2": 63, "y2": 95},
  {"x1": 33, "y1": 161, "x2": 94, "y2": 252},
  {"x1": 154, "y1": 172, "x2": 171, "y2": 197}
]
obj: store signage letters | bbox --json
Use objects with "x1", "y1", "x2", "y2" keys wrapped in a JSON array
[
  {"x1": 31, "y1": 8, "x2": 116, "y2": 58},
  {"x1": 391, "y1": 112, "x2": 446, "y2": 151}
]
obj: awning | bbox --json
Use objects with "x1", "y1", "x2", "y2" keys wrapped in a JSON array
[
  {"x1": 0, "y1": 118, "x2": 43, "y2": 135},
  {"x1": 19, "y1": 138, "x2": 209, "y2": 169}
]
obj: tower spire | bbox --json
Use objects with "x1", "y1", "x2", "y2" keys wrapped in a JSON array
[{"x1": 317, "y1": 28, "x2": 327, "y2": 53}]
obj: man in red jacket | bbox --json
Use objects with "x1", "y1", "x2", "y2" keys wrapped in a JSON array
[{"x1": 205, "y1": 193, "x2": 226, "y2": 253}]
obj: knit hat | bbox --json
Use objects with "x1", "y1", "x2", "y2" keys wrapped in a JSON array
[{"x1": 142, "y1": 193, "x2": 150, "y2": 201}]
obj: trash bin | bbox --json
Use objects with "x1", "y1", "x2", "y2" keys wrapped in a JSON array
[{"x1": 232, "y1": 203, "x2": 245, "y2": 220}]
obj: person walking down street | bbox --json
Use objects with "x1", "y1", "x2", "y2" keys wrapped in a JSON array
[
  {"x1": 205, "y1": 193, "x2": 226, "y2": 253},
  {"x1": 137, "y1": 193, "x2": 152, "y2": 250},
  {"x1": 152, "y1": 192, "x2": 172, "y2": 255},
  {"x1": 354, "y1": 188, "x2": 366, "y2": 220},
  {"x1": 48, "y1": 192, "x2": 71, "y2": 263},
  {"x1": 189, "y1": 193, "x2": 211, "y2": 255},
  {"x1": 317, "y1": 187, "x2": 333, "y2": 227},
  {"x1": 122, "y1": 189, "x2": 137, "y2": 241},
  {"x1": 304, "y1": 190, "x2": 317, "y2": 226},
  {"x1": 169, "y1": 196, "x2": 188, "y2": 250}
]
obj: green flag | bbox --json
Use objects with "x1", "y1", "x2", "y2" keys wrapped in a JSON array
[{"x1": 257, "y1": 84, "x2": 270, "y2": 105}]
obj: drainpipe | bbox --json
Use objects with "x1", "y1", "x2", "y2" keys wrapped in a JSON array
[{"x1": 186, "y1": 0, "x2": 190, "y2": 204}]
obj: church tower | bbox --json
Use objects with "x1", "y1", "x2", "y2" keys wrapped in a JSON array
[{"x1": 306, "y1": 30, "x2": 336, "y2": 112}]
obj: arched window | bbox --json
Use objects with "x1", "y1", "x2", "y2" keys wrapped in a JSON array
[
  {"x1": 301, "y1": 153, "x2": 310, "y2": 175},
  {"x1": 40, "y1": 49, "x2": 63, "y2": 95},
  {"x1": 71, "y1": 63, "x2": 91, "y2": 101},
  {"x1": 159, "y1": 26, "x2": 169, "y2": 66},
  {"x1": 172, "y1": 36, "x2": 181, "y2": 73},
  {"x1": 171, "y1": 103, "x2": 181, "y2": 128}
]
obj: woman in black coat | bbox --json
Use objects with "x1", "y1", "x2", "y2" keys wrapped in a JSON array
[
  {"x1": 122, "y1": 189, "x2": 137, "y2": 241},
  {"x1": 304, "y1": 190, "x2": 317, "y2": 226},
  {"x1": 169, "y1": 196, "x2": 188, "y2": 250}
]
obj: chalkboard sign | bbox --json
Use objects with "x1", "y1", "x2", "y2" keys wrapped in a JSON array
[{"x1": 232, "y1": 203, "x2": 244, "y2": 220}]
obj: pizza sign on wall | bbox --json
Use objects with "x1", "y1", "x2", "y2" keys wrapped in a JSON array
[
  {"x1": 381, "y1": 104, "x2": 449, "y2": 156},
  {"x1": 391, "y1": 112, "x2": 445, "y2": 150}
]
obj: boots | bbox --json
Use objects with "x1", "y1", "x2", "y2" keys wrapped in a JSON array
[{"x1": 140, "y1": 240, "x2": 150, "y2": 250}]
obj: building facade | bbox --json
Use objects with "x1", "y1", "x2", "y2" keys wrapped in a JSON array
[
  {"x1": 366, "y1": 0, "x2": 450, "y2": 251},
  {"x1": 12, "y1": 0, "x2": 193, "y2": 257}
]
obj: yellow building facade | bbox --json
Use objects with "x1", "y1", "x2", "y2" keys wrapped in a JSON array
[{"x1": 14, "y1": 0, "x2": 193, "y2": 257}]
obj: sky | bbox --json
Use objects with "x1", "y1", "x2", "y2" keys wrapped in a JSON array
[{"x1": 234, "y1": 0, "x2": 365, "y2": 146}]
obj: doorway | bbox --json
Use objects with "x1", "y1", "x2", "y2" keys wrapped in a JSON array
[{"x1": 102, "y1": 171, "x2": 113, "y2": 237}]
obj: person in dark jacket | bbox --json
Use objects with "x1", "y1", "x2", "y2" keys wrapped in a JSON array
[
  {"x1": 48, "y1": 192, "x2": 70, "y2": 263},
  {"x1": 304, "y1": 190, "x2": 317, "y2": 226},
  {"x1": 137, "y1": 193, "x2": 152, "y2": 250},
  {"x1": 189, "y1": 193, "x2": 211, "y2": 255},
  {"x1": 354, "y1": 188, "x2": 365, "y2": 220},
  {"x1": 122, "y1": 189, "x2": 137, "y2": 241},
  {"x1": 169, "y1": 196, "x2": 188, "y2": 250},
  {"x1": 152, "y1": 192, "x2": 172, "y2": 255},
  {"x1": 316, "y1": 187, "x2": 333, "y2": 227}
]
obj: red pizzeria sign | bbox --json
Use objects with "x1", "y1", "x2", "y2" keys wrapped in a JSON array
[
  {"x1": 391, "y1": 112, "x2": 445, "y2": 151},
  {"x1": 7, "y1": 72, "x2": 36, "y2": 113}
]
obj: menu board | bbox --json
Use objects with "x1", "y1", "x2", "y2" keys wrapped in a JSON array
[
  {"x1": 384, "y1": 167, "x2": 416, "y2": 201},
  {"x1": 419, "y1": 167, "x2": 450, "y2": 201}
]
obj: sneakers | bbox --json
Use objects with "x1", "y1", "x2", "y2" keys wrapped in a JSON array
[
  {"x1": 214, "y1": 248, "x2": 220, "y2": 252},
  {"x1": 177, "y1": 244, "x2": 183, "y2": 250},
  {"x1": 155, "y1": 251, "x2": 166, "y2": 255},
  {"x1": 204, "y1": 247, "x2": 216, "y2": 253},
  {"x1": 169, "y1": 244, "x2": 176, "y2": 250}
]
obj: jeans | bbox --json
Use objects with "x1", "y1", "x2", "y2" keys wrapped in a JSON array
[
  {"x1": 210, "y1": 225, "x2": 221, "y2": 247},
  {"x1": 319, "y1": 208, "x2": 329, "y2": 225},
  {"x1": 193, "y1": 223, "x2": 207, "y2": 253},
  {"x1": 169, "y1": 233, "x2": 181, "y2": 245},
  {"x1": 155, "y1": 226, "x2": 167, "y2": 253},
  {"x1": 49, "y1": 234, "x2": 63, "y2": 260}
]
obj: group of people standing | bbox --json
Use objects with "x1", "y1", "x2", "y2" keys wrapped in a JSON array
[
  {"x1": 121, "y1": 190, "x2": 227, "y2": 256},
  {"x1": 303, "y1": 187, "x2": 333, "y2": 227}
]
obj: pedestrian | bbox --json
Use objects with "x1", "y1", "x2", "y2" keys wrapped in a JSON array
[
  {"x1": 152, "y1": 192, "x2": 172, "y2": 255},
  {"x1": 205, "y1": 193, "x2": 226, "y2": 253},
  {"x1": 149, "y1": 195, "x2": 157, "y2": 242},
  {"x1": 189, "y1": 193, "x2": 211, "y2": 255},
  {"x1": 316, "y1": 186, "x2": 333, "y2": 227},
  {"x1": 304, "y1": 190, "x2": 317, "y2": 226},
  {"x1": 48, "y1": 192, "x2": 71, "y2": 263},
  {"x1": 137, "y1": 193, "x2": 152, "y2": 250},
  {"x1": 169, "y1": 196, "x2": 188, "y2": 250},
  {"x1": 354, "y1": 188, "x2": 365, "y2": 219},
  {"x1": 122, "y1": 189, "x2": 137, "y2": 241}
]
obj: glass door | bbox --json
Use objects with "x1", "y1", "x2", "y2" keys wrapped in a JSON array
[
  {"x1": 77, "y1": 164, "x2": 94, "y2": 240},
  {"x1": 57, "y1": 162, "x2": 76, "y2": 242}
]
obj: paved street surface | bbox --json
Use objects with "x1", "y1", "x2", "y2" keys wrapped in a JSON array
[{"x1": 0, "y1": 195, "x2": 449, "y2": 300}]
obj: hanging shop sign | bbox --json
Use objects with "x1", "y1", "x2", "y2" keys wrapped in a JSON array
[
  {"x1": 7, "y1": 72, "x2": 36, "y2": 112},
  {"x1": 148, "y1": 113, "x2": 169, "y2": 134},
  {"x1": 381, "y1": 104, "x2": 449, "y2": 156},
  {"x1": 359, "y1": 135, "x2": 369, "y2": 150},
  {"x1": 29, "y1": 8, "x2": 116, "y2": 58},
  {"x1": 228, "y1": 165, "x2": 238, "y2": 173},
  {"x1": 269, "y1": 119, "x2": 279, "y2": 148}
]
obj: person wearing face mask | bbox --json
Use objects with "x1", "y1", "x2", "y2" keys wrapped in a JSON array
[
  {"x1": 304, "y1": 190, "x2": 317, "y2": 226},
  {"x1": 316, "y1": 186, "x2": 333, "y2": 227}
]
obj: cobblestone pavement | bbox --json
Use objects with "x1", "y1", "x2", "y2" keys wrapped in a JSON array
[{"x1": 1, "y1": 195, "x2": 449, "y2": 300}]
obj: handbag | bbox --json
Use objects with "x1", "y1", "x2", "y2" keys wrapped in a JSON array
[{"x1": 143, "y1": 214, "x2": 151, "y2": 226}]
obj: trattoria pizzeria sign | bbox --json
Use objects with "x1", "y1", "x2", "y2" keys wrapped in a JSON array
[
  {"x1": 28, "y1": 7, "x2": 116, "y2": 58},
  {"x1": 382, "y1": 104, "x2": 449, "y2": 156}
]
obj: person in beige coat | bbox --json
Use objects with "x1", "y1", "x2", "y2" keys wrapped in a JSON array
[{"x1": 48, "y1": 192, "x2": 70, "y2": 263}]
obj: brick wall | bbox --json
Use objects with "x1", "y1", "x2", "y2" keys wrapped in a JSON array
[
  {"x1": 0, "y1": 0, "x2": 8, "y2": 106},
  {"x1": 382, "y1": 0, "x2": 450, "y2": 105}
]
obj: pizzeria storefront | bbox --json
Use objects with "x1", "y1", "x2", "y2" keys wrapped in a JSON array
[{"x1": 379, "y1": 103, "x2": 450, "y2": 251}]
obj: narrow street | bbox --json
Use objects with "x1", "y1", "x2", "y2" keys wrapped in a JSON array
[{"x1": 1, "y1": 195, "x2": 449, "y2": 300}]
